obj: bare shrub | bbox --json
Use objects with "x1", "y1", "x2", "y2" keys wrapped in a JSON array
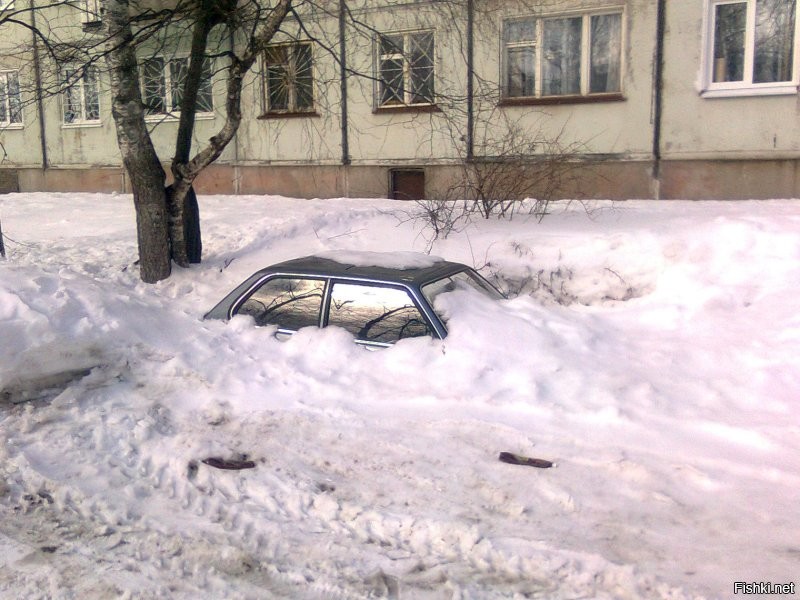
[{"x1": 411, "y1": 118, "x2": 593, "y2": 244}]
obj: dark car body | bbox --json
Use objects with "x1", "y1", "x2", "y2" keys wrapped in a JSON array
[{"x1": 205, "y1": 255, "x2": 502, "y2": 348}]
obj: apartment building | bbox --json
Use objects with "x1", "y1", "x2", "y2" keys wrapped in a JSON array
[{"x1": 0, "y1": 0, "x2": 797, "y2": 200}]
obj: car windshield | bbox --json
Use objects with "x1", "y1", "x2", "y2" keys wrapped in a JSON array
[{"x1": 421, "y1": 270, "x2": 503, "y2": 317}]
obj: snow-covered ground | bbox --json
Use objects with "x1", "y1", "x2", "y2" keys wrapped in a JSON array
[{"x1": 0, "y1": 193, "x2": 798, "y2": 599}]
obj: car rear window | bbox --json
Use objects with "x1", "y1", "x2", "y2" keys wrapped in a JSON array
[
  {"x1": 236, "y1": 277, "x2": 325, "y2": 330},
  {"x1": 327, "y1": 282, "x2": 431, "y2": 344}
]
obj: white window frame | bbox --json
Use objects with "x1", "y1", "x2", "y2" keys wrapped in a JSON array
[
  {"x1": 701, "y1": 0, "x2": 800, "y2": 97},
  {"x1": 0, "y1": 70, "x2": 22, "y2": 128},
  {"x1": 61, "y1": 65, "x2": 101, "y2": 127},
  {"x1": 376, "y1": 29, "x2": 436, "y2": 108},
  {"x1": 141, "y1": 56, "x2": 215, "y2": 121},
  {"x1": 262, "y1": 42, "x2": 316, "y2": 115},
  {"x1": 502, "y1": 8, "x2": 625, "y2": 101}
]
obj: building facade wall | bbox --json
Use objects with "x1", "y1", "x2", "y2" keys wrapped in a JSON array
[
  {"x1": 0, "y1": 0, "x2": 798, "y2": 200},
  {"x1": 661, "y1": 1, "x2": 800, "y2": 162}
]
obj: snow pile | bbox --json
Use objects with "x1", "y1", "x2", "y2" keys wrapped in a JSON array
[{"x1": 0, "y1": 193, "x2": 798, "y2": 599}]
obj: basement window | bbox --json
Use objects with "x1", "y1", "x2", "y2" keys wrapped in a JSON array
[{"x1": 389, "y1": 169, "x2": 425, "y2": 200}]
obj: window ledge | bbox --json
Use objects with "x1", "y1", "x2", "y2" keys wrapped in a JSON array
[
  {"x1": 700, "y1": 84, "x2": 799, "y2": 99},
  {"x1": 62, "y1": 121, "x2": 102, "y2": 129},
  {"x1": 258, "y1": 111, "x2": 319, "y2": 120},
  {"x1": 144, "y1": 112, "x2": 215, "y2": 123},
  {"x1": 500, "y1": 93, "x2": 625, "y2": 107},
  {"x1": 0, "y1": 123, "x2": 24, "y2": 130},
  {"x1": 82, "y1": 20, "x2": 102, "y2": 32},
  {"x1": 374, "y1": 103, "x2": 441, "y2": 114}
]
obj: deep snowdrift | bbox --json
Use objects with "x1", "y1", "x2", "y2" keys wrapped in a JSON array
[{"x1": 0, "y1": 193, "x2": 798, "y2": 599}]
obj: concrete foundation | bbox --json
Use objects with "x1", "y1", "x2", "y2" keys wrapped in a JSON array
[{"x1": 3, "y1": 158, "x2": 799, "y2": 200}]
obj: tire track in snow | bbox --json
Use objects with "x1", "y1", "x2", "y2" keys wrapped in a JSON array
[{"x1": 0, "y1": 361, "x2": 695, "y2": 599}]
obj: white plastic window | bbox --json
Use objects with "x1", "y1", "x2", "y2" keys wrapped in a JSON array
[{"x1": 703, "y1": 0, "x2": 798, "y2": 96}]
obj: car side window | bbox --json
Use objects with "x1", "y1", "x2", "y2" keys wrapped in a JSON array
[
  {"x1": 327, "y1": 282, "x2": 431, "y2": 343},
  {"x1": 236, "y1": 277, "x2": 325, "y2": 330}
]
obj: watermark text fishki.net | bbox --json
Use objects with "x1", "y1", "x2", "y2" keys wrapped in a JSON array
[{"x1": 734, "y1": 582, "x2": 795, "y2": 595}]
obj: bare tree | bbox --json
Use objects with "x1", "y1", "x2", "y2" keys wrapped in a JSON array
[
  {"x1": 103, "y1": 0, "x2": 293, "y2": 281},
  {"x1": 1, "y1": 0, "x2": 295, "y2": 282},
  {"x1": 104, "y1": 0, "x2": 172, "y2": 281}
]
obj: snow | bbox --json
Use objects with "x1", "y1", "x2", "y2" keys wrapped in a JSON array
[
  {"x1": 314, "y1": 250, "x2": 445, "y2": 269},
  {"x1": 0, "y1": 192, "x2": 798, "y2": 599}
]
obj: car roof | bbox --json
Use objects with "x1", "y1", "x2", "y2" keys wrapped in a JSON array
[{"x1": 261, "y1": 255, "x2": 471, "y2": 286}]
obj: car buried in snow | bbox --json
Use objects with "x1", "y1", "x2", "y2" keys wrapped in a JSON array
[{"x1": 205, "y1": 253, "x2": 503, "y2": 348}]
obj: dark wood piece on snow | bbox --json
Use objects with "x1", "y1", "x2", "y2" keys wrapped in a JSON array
[
  {"x1": 201, "y1": 457, "x2": 257, "y2": 470},
  {"x1": 498, "y1": 451, "x2": 553, "y2": 469}
]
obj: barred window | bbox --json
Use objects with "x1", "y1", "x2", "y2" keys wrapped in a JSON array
[
  {"x1": 142, "y1": 56, "x2": 214, "y2": 117},
  {"x1": 378, "y1": 31, "x2": 435, "y2": 107},
  {"x1": 263, "y1": 43, "x2": 314, "y2": 114},
  {"x1": 63, "y1": 65, "x2": 100, "y2": 124},
  {"x1": 0, "y1": 71, "x2": 22, "y2": 126}
]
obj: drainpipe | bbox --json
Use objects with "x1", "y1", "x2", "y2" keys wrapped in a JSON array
[
  {"x1": 652, "y1": 0, "x2": 666, "y2": 196},
  {"x1": 228, "y1": 27, "x2": 240, "y2": 194},
  {"x1": 339, "y1": 0, "x2": 350, "y2": 195},
  {"x1": 465, "y1": 0, "x2": 474, "y2": 160},
  {"x1": 30, "y1": 5, "x2": 49, "y2": 172}
]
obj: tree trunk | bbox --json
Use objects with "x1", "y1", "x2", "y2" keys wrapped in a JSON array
[
  {"x1": 166, "y1": 182, "x2": 202, "y2": 264},
  {"x1": 168, "y1": 5, "x2": 216, "y2": 267},
  {"x1": 102, "y1": 0, "x2": 291, "y2": 279},
  {"x1": 167, "y1": 0, "x2": 292, "y2": 266},
  {"x1": 104, "y1": 0, "x2": 170, "y2": 283}
]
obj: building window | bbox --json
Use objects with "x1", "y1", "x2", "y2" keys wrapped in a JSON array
[
  {"x1": 704, "y1": 0, "x2": 798, "y2": 96},
  {"x1": 262, "y1": 43, "x2": 314, "y2": 115},
  {"x1": 142, "y1": 56, "x2": 214, "y2": 118},
  {"x1": 81, "y1": 0, "x2": 103, "y2": 25},
  {"x1": 377, "y1": 31, "x2": 435, "y2": 107},
  {"x1": 0, "y1": 71, "x2": 22, "y2": 126},
  {"x1": 390, "y1": 169, "x2": 425, "y2": 200},
  {"x1": 503, "y1": 11, "x2": 623, "y2": 101},
  {"x1": 62, "y1": 65, "x2": 100, "y2": 124}
]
